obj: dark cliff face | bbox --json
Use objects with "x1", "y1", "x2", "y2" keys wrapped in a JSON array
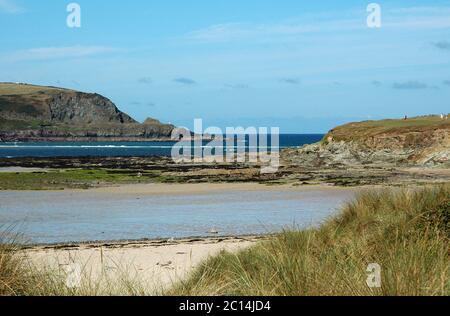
[
  {"x1": 48, "y1": 92, "x2": 137, "y2": 125},
  {"x1": 0, "y1": 83, "x2": 175, "y2": 141}
]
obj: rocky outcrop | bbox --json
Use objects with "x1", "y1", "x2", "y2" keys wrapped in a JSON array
[
  {"x1": 0, "y1": 83, "x2": 175, "y2": 141},
  {"x1": 47, "y1": 92, "x2": 137, "y2": 125},
  {"x1": 283, "y1": 116, "x2": 450, "y2": 168}
]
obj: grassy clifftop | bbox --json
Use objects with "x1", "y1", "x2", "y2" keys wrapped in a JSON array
[
  {"x1": 0, "y1": 83, "x2": 71, "y2": 96},
  {"x1": 324, "y1": 115, "x2": 450, "y2": 144},
  {"x1": 283, "y1": 115, "x2": 450, "y2": 167}
]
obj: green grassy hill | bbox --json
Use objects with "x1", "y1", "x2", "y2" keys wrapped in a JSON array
[
  {"x1": 0, "y1": 83, "x2": 71, "y2": 96},
  {"x1": 324, "y1": 115, "x2": 450, "y2": 144}
]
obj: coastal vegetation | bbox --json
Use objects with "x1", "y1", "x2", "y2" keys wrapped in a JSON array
[
  {"x1": 0, "y1": 169, "x2": 183, "y2": 190},
  {"x1": 1, "y1": 184, "x2": 448, "y2": 296},
  {"x1": 0, "y1": 231, "x2": 149, "y2": 296}
]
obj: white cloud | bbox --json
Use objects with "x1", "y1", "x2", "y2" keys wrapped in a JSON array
[
  {"x1": 2, "y1": 45, "x2": 121, "y2": 62},
  {"x1": 0, "y1": 0, "x2": 24, "y2": 14},
  {"x1": 185, "y1": 6, "x2": 450, "y2": 43},
  {"x1": 186, "y1": 20, "x2": 360, "y2": 43}
]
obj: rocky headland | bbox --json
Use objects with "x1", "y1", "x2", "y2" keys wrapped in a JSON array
[
  {"x1": 0, "y1": 83, "x2": 175, "y2": 141},
  {"x1": 283, "y1": 116, "x2": 450, "y2": 168}
]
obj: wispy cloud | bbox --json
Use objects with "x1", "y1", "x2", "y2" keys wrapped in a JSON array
[
  {"x1": 443, "y1": 80, "x2": 450, "y2": 86},
  {"x1": 0, "y1": 0, "x2": 24, "y2": 14},
  {"x1": 371, "y1": 80, "x2": 382, "y2": 87},
  {"x1": 185, "y1": 20, "x2": 359, "y2": 43},
  {"x1": 138, "y1": 77, "x2": 152, "y2": 84},
  {"x1": 185, "y1": 6, "x2": 450, "y2": 43},
  {"x1": 2, "y1": 45, "x2": 120, "y2": 62},
  {"x1": 433, "y1": 41, "x2": 450, "y2": 51},
  {"x1": 173, "y1": 77, "x2": 197, "y2": 85},
  {"x1": 393, "y1": 81, "x2": 429, "y2": 90},
  {"x1": 280, "y1": 78, "x2": 301, "y2": 85},
  {"x1": 224, "y1": 83, "x2": 249, "y2": 89}
]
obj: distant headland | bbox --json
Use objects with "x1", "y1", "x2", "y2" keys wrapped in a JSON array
[{"x1": 0, "y1": 83, "x2": 175, "y2": 142}]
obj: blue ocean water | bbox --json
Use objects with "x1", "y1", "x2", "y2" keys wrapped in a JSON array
[{"x1": 0, "y1": 134, "x2": 323, "y2": 158}]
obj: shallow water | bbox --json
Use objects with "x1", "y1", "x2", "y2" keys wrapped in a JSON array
[{"x1": 0, "y1": 188, "x2": 354, "y2": 244}]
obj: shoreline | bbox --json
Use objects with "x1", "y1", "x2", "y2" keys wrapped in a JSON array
[
  {"x1": 1, "y1": 179, "x2": 360, "y2": 194},
  {"x1": 64, "y1": 182, "x2": 357, "y2": 195},
  {"x1": 21, "y1": 234, "x2": 270, "y2": 250}
]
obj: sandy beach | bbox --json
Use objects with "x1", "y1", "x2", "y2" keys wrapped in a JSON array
[{"x1": 24, "y1": 236, "x2": 263, "y2": 292}]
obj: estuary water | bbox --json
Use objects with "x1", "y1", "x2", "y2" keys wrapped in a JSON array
[{"x1": 0, "y1": 186, "x2": 355, "y2": 244}]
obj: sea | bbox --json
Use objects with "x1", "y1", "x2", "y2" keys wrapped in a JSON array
[{"x1": 0, "y1": 134, "x2": 323, "y2": 158}]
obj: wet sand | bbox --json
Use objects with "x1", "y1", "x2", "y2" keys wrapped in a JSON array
[
  {"x1": 80, "y1": 182, "x2": 357, "y2": 195},
  {"x1": 0, "y1": 167, "x2": 48, "y2": 173}
]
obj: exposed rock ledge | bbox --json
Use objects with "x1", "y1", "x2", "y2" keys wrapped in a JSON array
[{"x1": 283, "y1": 116, "x2": 450, "y2": 168}]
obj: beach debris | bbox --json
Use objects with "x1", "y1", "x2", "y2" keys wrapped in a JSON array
[
  {"x1": 208, "y1": 229, "x2": 219, "y2": 234},
  {"x1": 167, "y1": 237, "x2": 175, "y2": 242},
  {"x1": 157, "y1": 260, "x2": 172, "y2": 267}
]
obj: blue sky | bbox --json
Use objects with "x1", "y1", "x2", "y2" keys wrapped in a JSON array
[{"x1": 1, "y1": 0, "x2": 450, "y2": 133}]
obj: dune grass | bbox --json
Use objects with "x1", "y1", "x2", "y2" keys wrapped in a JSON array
[
  {"x1": 0, "y1": 229, "x2": 154, "y2": 296},
  {"x1": 169, "y1": 184, "x2": 450, "y2": 296},
  {"x1": 1, "y1": 184, "x2": 449, "y2": 296}
]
